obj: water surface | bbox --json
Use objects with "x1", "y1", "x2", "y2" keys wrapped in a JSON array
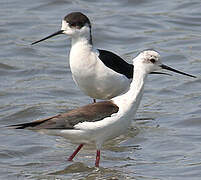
[{"x1": 0, "y1": 0, "x2": 201, "y2": 179}]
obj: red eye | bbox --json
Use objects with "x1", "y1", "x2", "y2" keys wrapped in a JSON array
[
  {"x1": 150, "y1": 58, "x2": 156, "y2": 63},
  {"x1": 69, "y1": 23, "x2": 76, "y2": 27}
]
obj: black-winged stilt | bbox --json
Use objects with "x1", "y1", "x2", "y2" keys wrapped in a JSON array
[
  {"x1": 9, "y1": 50, "x2": 196, "y2": 167},
  {"x1": 31, "y1": 12, "x2": 196, "y2": 102}
]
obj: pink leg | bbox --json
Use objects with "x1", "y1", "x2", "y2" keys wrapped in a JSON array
[
  {"x1": 95, "y1": 150, "x2": 101, "y2": 167},
  {"x1": 68, "y1": 144, "x2": 84, "y2": 161}
]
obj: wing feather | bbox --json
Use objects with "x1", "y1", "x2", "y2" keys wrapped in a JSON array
[
  {"x1": 9, "y1": 101, "x2": 119, "y2": 130},
  {"x1": 98, "y1": 49, "x2": 133, "y2": 79}
]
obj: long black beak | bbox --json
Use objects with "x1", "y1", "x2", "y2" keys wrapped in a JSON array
[
  {"x1": 160, "y1": 64, "x2": 196, "y2": 78},
  {"x1": 150, "y1": 72, "x2": 172, "y2": 76},
  {"x1": 31, "y1": 30, "x2": 64, "y2": 45}
]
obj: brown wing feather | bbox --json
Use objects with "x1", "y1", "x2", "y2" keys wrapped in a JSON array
[{"x1": 9, "y1": 101, "x2": 119, "y2": 130}]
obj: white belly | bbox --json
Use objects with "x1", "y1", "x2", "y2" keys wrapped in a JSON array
[
  {"x1": 70, "y1": 50, "x2": 130, "y2": 99},
  {"x1": 39, "y1": 113, "x2": 131, "y2": 148}
]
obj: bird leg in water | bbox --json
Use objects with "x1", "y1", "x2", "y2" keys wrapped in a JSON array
[
  {"x1": 68, "y1": 144, "x2": 84, "y2": 161},
  {"x1": 95, "y1": 149, "x2": 101, "y2": 167}
]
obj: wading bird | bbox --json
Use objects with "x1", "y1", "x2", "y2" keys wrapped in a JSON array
[
  {"x1": 31, "y1": 12, "x2": 195, "y2": 102},
  {"x1": 9, "y1": 50, "x2": 196, "y2": 167}
]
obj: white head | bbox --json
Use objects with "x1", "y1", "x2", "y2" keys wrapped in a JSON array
[
  {"x1": 133, "y1": 50, "x2": 161, "y2": 75},
  {"x1": 133, "y1": 50, "x2": 196, "y2": 78},
  {"x1": 31, "y1": 12, "x2": 92, "y2": 45}
]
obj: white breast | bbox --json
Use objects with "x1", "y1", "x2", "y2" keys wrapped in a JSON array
[{"x1": 69, "y1": 42, "x2": 130, "y2": 99}]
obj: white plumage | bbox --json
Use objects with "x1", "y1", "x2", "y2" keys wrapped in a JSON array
[
  {"x1": 32, "y1": 12, "x2": 133, "y2": 101},
  {"x1": 69, "y1": 41, "x2": 130, "y2": 99},
  {"x1": 9, "y1": 50, "x2": 195, "y2": 167},
  {"x1": 31, "y1": 12, "x2": 195, "y2": 101}
]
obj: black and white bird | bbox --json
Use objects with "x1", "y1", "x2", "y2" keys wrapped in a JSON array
[
  {"x1": 9, "y1": 50, "x2": 196, "y2": 167},
  {"x1": 31, "y1": 12, "x2": 195, "y2": 102}
]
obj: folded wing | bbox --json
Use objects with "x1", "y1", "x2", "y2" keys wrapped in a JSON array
[{"x1": 9, "y1": 101, "x2": 119, "y2": 130}]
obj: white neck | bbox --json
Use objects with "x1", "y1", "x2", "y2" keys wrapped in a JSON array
[
  {"x1": 70, "y1": 34, "x2": 93, "y2": 58},
  {"x1": 113, "y1": 65, "x2": 148, "y2": 119},
  {"x1": 69, "y1": 33, "x2": 94, "y2": 75},
  {"x1": 71, "y1": 32, "x2": 92, "y2": 47}
]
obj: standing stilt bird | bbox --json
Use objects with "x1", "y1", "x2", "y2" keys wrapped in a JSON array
[
  {"x1": 9, "y1": 50, "x2": 196, "y2": 167},
  {"x1": 31, "y1": 12, "x2": 195, "y2": 102}
]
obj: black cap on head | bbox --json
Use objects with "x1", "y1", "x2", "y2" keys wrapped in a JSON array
[
  {"x1": 64, "y1": 12, "x2": 91, "y2": 29},
  {"x1": 31, "y1": 12, "x2": 93, "y2": 45}
]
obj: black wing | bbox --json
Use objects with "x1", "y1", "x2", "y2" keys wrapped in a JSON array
[
  {"x1": 8, "y1": 101, "x2": 119, "y2": 130},
  {"x1": 98, "y1": 49, "x2": 133, "y2": 79}
]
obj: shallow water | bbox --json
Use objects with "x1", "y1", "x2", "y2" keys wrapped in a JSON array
[{"x1": 1, "y1": 0, "x2": 201, "y2": 179}]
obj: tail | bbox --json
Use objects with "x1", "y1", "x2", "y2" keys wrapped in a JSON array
[
  {"x1": 6, "y1": 121, "x2": 42, "y2": 129},
  {"x1": 6, "y1": 115, "x2": 57, "y2": 130}
]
